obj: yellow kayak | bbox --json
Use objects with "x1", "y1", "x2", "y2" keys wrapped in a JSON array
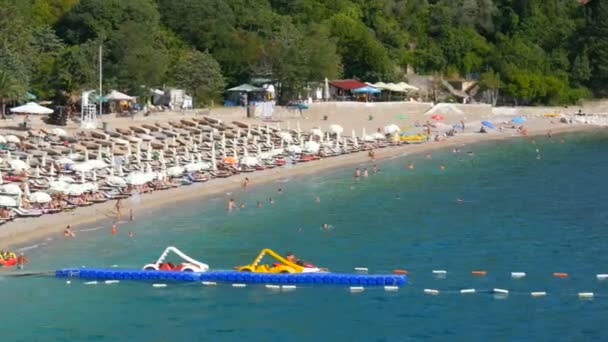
[{"x1": 400, "y1": 134, "x2": 427, "y2": 142}]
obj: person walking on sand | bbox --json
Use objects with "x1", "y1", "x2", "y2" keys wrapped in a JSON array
[
  {"x1": 115, "y1": 199, "x2": 122, "y2": 219},
  {"x1": 129, "y1": 209, "x2": 134, "y2": 221},
  {"x1": 369, "y1": 150, "x2": 376, "y2": 161},
  {"x1": 460, "y1": 120, "x2": 465, "y2": 132},
  {"x1": 243, "y1": 177, "x2": 249, "y2": 188}
]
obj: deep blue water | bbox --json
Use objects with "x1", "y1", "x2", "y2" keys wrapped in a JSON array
[{"x1": 2, "y1": 131, "x2": 608, "y2": 341}]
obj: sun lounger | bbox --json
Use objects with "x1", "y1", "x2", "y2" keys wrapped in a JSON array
[{"x1": 11, "y1": 207, "x2": 43, "y2": 217}]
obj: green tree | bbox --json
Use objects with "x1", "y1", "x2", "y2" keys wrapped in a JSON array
[
  {"x1": 571, "y1": 51, "x2": 591, "y2": 85},
  {"x1": 585, "y1": 0, "x2": 608, "y2": 95},
  {"x1": 172, "y1": 50, "x2": 225, "y2": 106}
]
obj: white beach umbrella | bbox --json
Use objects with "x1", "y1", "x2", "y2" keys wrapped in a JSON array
[
  {"x1": 184, "y1": 163, "x2": 201, "y2": 172},
  {"x1": 279, "y1": 132, "x2": 293, "y2": 143},
  {"x1": 106, "y1": 176, "x2": 126, "y2": 187},
  {"x1": 65, "y1": 184, "x2": 84, "y2": 196},
  {"x1": 311, "y1": 128, "x2": 323, "y2": 138},
  {"x1": 373, "y1": 132, "x2": 385, "y2": 140},
  {"x1": 384, "y1": 124, "x2": 401, "y2": 134},
  {"x1": 70, "y1": 162, "x2": 94, "y2": 173},
  {"x1": 0, "y1": 183, "x2": 22, "y2": 195},
  {"x1": 29, "y1": 191, "x2": 52, "y2": 204},
  {"x1": 9, "y1": 159, "x2": 30, "y2": 171},
  {"x1": 10, "y1": 102, "x2": 53, "y2": 114},
  {"x1": 50, "y1": 128, "x2": 67, "y2": 136},
  {"x1": 240, "y1": 156, "x2": 259, "y2": 167},
  {"x1": 0, "y1": 196, "x2": 17, "y2": 207},
  {"x1": 6, "y1": 135, "x2": 20, "y2": 143},
  {"x1": 304, "y1": 141, "x2": 320, "y2": 154},
  {"x1": 0, "y1": 171, "x2": 3, "y2": 185},
  {"x1": 166, "y1": 166, "x2": 184, "y2": 177},
  {"x1": 329, "y1": 124, "x2": 344, "y2": 134},
  {"x1": 0, "y1": 136, "x2": 6, "y2": 144},
  {"x1": 287, "y1": 145, "x2": 302, "y2": 154},
  {"x1": 125, "y1": 172, "x2": 148, "y2": 185}
]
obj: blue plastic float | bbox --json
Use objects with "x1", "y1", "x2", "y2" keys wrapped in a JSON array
[{"x1": 55, "y1": 268, "x2": 407, "y2": 286}]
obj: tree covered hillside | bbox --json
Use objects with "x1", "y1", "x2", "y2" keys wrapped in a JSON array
[{"x1": 0, "y1": 0, "x2": 605, "y2": 107}]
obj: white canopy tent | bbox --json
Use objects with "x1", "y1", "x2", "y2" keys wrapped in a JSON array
[{"x1": 105, "y1": 90, "x2": 134, "y2": 101}]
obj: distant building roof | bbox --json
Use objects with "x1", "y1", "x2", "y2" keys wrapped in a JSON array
[{"x1": 329, "y1": 79, "x2": 367, "y2": 90}]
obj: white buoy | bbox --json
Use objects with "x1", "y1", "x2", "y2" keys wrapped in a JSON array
[
  {"x1": 354, "y1": 267, "x2": 369, "y2": 273},
  {"x1": 232, "y1": 283, "x2": 246, "y2": 288},
  {"x1": 597, "y1": 274, "x2": 608, "y2": 280},
  {"x1": 111, "y1": 264, "x2": 119, "y2": 268},
  {"x1": 531, "y1": 291, "x2": 547, "y2": 297},
  {"x1": 384, "y1": 286, "x2": 399, "y2": 292},
  {"x1": 349, "y1": 286, "x2": 365, "y2": 293},
  {"x1": 265, "y1": 285, "x2": 280, "y2": 290},
  {"x1": 460, "y1": 289, "x2": 476, "y2": 294},
  {"x1": 511, "y1": 272, "x2": 526, "y2": 279},
  {"x1": 84, "y1": 281, "x2": 98, "y2": 285},
  {"x1": 152, "y1": 284, "x2": 167, "y2": 288},
  {"x1": 66, "y1": 280, "x2": 71, "y2": 285},
  {"x1": 201, "y1": 281, "x2": 217, "y2": 286},
  {"x1": 493, "y1": 288, "x2": 509, "y2": 295},
  {"x1": 281, "y1": 285, "x2": 296, "y2": 291},
  {"x1": 424, "y1": 289, "x2": 439, "y2": 295},
  {"x1": 578, "y1": 292, "x2": 594, "y2": 299},
  {"x1": 104, "y1": 280, "x2": 120, "y2": 285}
]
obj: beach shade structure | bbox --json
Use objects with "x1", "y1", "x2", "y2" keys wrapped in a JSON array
[
  {"x1": 49, "y1": 180, "x2": 69, "y2": 193},
  {"x1": 0, "y1": 136, "x2": 6, "y2": 144},
  {"x1": 384, "y1": 124, "x2": 401, "y2": 134},
  {"x1": 105, "y1": 90, "x2": 134, "y2": 101},
  {"x1": 481, "y1": 120, "x2": 495, "y2": 129},
  {"x1": 329, "y1": 124, "x2": 344, "y2": 134},
  {"x1": 512, "y1": 116, "x2": 526, "y2": 124},
  {"x1": 50, "y1": 128, "x2": 68, "y2": 136},
  {"x1": 10, "y1": 102, "x2": 54, "y2": 115},
  {"x1": 125, "y1": 172, "x2": 150, "y2": 186},
  {"x1": 184, "y1": 163, "x2": 202, "y2": 172},
  {"x1": 0, "y1": 183, "x2": 22, "y2": 195},
  {"x1": 431, "y1": 114, "x2": 444, "y2": 121},
  {"x1": 373, "y1": 132, "x2": 385, "y2": 140},
  {"x1": 352, "y1": 86, "x2": 381, "y2": 94},
  {"x1": 310, "y1": 128, "x2": 323, "y2": 138},
  {"x1": 70, "y1": 162, "x2": 94, "y2": 173},
  {"x1": 9, "y1": 159, "x2": 30, "y2": 171},
  {"x1": 29, "y1": 191, "x2": 52, "y2": 204},
  {"x1": 6, "y1": 135, "x2": 21, "y2": 143},
  {"x1": 0, "y1": 196, "x2": 17, "y2": 207},
  {"x1": 166, "y1": 166, "x2": 184, "y2": 177}
]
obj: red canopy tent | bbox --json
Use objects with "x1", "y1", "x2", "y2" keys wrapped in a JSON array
[{"x1": 328, "y1": 79, "x2": 367, "y2": 100}]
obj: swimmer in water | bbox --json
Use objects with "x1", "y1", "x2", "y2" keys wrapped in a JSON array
[
  {"x1": 240, "y1": 203, "x2": 246, "y2": 209},
  {"x1": 354, "y1": 168, "x2": 361, "y2": 178},
  {"x1": 277, "y1": 188, "x2": 283, "y2": 194},
  {"x1": 64, "y1": 225, "x2": 75, "y2": 238},
  {"x1": 372, "y1": 164, "x2": 378, "y2": 173},
  {"x1": 395, "y1": 194, "x2": 401, "y2": 200},
  {"x1": 425, "y1": 153, "x2": 431, "y2": 159},
  {"x1": 363, "y1": 168, "x2": 369, "y2": 177},
  {"x1": 242, "y1": 177, "x2": 249, "y2": 188},
  {"x1": 315, "y1": 196, "x2": 321, "y2": 203},
  {"x1": 536, "y1": 154, "x2": 542, "y2": 160},
  {"x1": 440, "y1": 165, "x2": 445, "y2": 170},
  {"x1": 456, "y1": 198, "x2": 464, "y2": 203},
  {"x1": 256, "y1": 201, "x2": 263, "y2": 208},
  {"x1": 111, "y1": 224, "x2": 117, "y2": 235},
  {"x1": 128, "y1": 231, "x2": 135, "y2": 238},
  {"x1": 16, "y1": 253, "x2": 29, "y2": 270},
  {"x1": 269, "y1": 197, "x2": 275, "y2": 204},
  {"x1": 227, "y1": 198, "x2": 235, "y2": 211},
  {"x1": 321, "y1": 223, "x2": 329, "y2": 230},
  {"x1": 407, "y1": 163, "x2": 414, "y2": 170}
]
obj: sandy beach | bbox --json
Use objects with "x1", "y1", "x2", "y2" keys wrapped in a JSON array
[{"x1": 0, "y1": 105, "x2": 597, "y2": 249}]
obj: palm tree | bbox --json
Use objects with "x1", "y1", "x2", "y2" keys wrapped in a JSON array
[{"x1": 0, "y1": 70, "x2": 25, "y2": 119}]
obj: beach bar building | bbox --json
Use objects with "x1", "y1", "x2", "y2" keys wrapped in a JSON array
[{"x1": 328, "y1": 79, "x2": 367, "y2": 101}]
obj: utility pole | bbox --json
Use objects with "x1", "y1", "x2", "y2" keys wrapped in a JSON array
[{"x1": 99, "y1": 44, "x2": 103, "y2": 119}]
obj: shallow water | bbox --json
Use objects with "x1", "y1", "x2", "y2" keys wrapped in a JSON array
[{"x1": 2, "y1": 131, "x2": 608, "y2": 341}]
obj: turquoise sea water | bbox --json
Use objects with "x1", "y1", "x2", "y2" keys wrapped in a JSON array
[{"x1": 2, "y1": 131, "x2": 608, "y2": 341}]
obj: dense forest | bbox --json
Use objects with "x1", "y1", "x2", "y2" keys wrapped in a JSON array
[{"x1": 0, "y1": 0, "x2": 606, "y2": 108}]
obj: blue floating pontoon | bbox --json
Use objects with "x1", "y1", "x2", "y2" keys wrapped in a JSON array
[{"x1": 55, "y1": 268, "x2": 406, "y2": 286}]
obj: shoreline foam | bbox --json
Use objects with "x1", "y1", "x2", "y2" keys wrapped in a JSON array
[{"x1": 0, "y1": 124, "x2": 599, "y2": 249}]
